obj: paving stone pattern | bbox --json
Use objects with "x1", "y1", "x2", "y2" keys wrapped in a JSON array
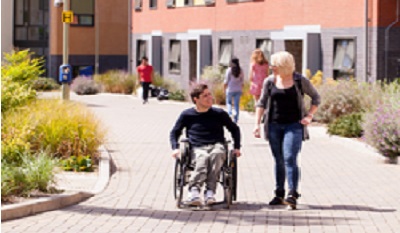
[{"x1": 2, "y1": 93, "x2": 400, "y2": 233}]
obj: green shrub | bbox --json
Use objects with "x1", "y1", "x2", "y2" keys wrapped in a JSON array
[
  {"x1": 169, "y1": 90, "x2": 186, "y2": 101},
  {"x1": 327, "y1": 113, "x2": 363, "y2": 137},
  {"x1": 1, "y1": 99, "x2": 106, "y2": 162},
  {"x1": 71, "y1": 76, "x2": 101, "y2": 95},
  {"x1": 32, "y1": 77, "x2": 60, "y2": 91},
  {"x1": 240, "y1": 81, "x2": 255, "y2": 112},
  {"x1": 363, "y1": 82, "x2": 400, "y2": 158},
  {"x1": 1, "y1": 152, "x2": 58, "y2": 201},
  {"x1": 94, "y1": 70, "x2": 137, "y2": 94},
  {"x1": 62, "y1": 155, "x2": 93, "y2": 172},
  {"x1": 152, "y1": 72, "x2": 164, "y2": 87},
  {"x1": 1, "y1": 49, "x2": 44, "y2": 85},
  {"x1": 315, "y1": 80, "x2": 365, "y2": 123},
  {"x1": 152, "y1": 73, "x2": 180, "y2": 93},
  {"x1": 22, "y1": 152, "x2": 59, "y2": 192},
  {"x1": 201, "y1": 66, "x2": 226, "y2": 105},
  {"x1": 202, "y1": 66, "x2": 225, "y2": 83},
  {"x1": 1, "y1": 49, "x2": 44, "y2": 113}
]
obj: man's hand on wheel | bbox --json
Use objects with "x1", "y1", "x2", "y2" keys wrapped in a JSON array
[
  {"x1": 172, "y1": 149, "x2": 180, "y2": 158},
  {"x1": 233, "y1": 149, "x2": 241, "y2": 157}
]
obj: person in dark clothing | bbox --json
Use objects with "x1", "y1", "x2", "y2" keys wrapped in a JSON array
[{"x1": 170, "y1": 83, "x2": 241, "y2": 206}]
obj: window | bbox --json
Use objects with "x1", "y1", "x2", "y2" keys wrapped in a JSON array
[
  {"x1": 204, "y1": 0, "x2": 216, "y2": 6},
  {"x1": 226, "y1": 0, "x2": 254, "y2": 3},
  {"x1": 14, "y1": 0, "x2": 49, "y2": 42},
  {"x1": 219, "y1": 39, "x2": 233, "y2": 66},
  {"x1": 169, "y1": 40, "x2": 181, "y2": 73},
  {"x1": 184, "y1": 0, "x2": 193, "y2": 6},
  {"x1": 13, "y1": 0, "x2": 49, "y2": 76},
  {"x1": 166, "y1": 0, "x2": 175, "y2": 8},
  {"x1": 333, "y1": 39, "x2": 355, "y2": 80},
  {"x1": 149, "y1": 0, "x2": 157, "y2": 8},
  {"x1": 256, "y1": 39, "x2": 272, "y2": 63},
  {"x1": 136, "y1": 40, "x2": 147, "y2": 66},
  {"x1": 71, "y1": 0, "x2": 94, "y2": 26},
  {"x1": 135, "y1": 0, "x2": 142, "y2": 11}
]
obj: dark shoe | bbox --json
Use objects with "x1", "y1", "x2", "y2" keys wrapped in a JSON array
[
  {"x1": 284, "y1": 191, "x2": 300, "y2": 209},
  {"x1": 284, "y1": 195, "x2": 297, "y2": 205},
  {"x1": 269, "y1": 196, "x2": 284, "y2": 205}
]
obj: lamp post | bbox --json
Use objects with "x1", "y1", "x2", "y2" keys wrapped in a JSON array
[
  {"x1": 62, "y1": 0, "x2": 70, "y2": 100},
  {"x1": 55, "y1": 0, "x2": 71, "y2": 100}
]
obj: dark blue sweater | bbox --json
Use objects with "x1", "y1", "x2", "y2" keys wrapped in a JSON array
[{"x1": 170, "y1": 107, "x2": 241, "y2": 150}]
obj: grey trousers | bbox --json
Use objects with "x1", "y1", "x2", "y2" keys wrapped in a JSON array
[{"x1": 189, "y1": 143, "x2": 226, "y2": 193}]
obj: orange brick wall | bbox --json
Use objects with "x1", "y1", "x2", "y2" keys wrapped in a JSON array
[
  {"x1": 50, "y1": 0, "x2": 128, "y2": 56},
  {"x1": 132, "y1": 0, "x2": 399, "y2": 34}
]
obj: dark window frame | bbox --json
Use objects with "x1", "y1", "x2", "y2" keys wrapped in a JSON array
[
  {"x1": 256, "y1": 38, "x2": 272, "y2": 63},
  {"x1": 333, "y1": 37, "x2": 356, "y2": 80},
  {"x1": 149, "y1": 0, "x2": 157, "y2": 9},
  {"x1": 218, "y1": 38, "x2": 233, "y2": 67},
  {"x1": 136, "y1": 40, "x2": 147, "y2": 67},
  {"x1": 70, "y1": 0, "x2": 95, "y2": 27},
  {"x1": 169, "y1": 40, "x2": 181, "y2": 74}
]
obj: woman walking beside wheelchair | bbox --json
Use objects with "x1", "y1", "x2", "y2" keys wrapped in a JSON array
[{"x1": 253, "y1": 51, "x2": 320, "y2": 209}]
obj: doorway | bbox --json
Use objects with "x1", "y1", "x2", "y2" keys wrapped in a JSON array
[
  {"x1": 189, "y1": 40, "x2": 198, "y2": 83},
  {"x1": 285, "y1": 40, "x2": 303, "y2": 73}
]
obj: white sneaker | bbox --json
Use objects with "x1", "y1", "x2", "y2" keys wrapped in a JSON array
[
  {"x1": 205, "y1": 190, "x2": 216, "y2": 205},
  {"x1": 186, "y1": 188, "x2": 201, "y2": 206}
]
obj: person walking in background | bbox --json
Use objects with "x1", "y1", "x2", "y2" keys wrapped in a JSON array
[
  {"x1": 224, "y1": 57, "x2": 244, "y2": 123},
  {"x1": 253, "y1": 51, "x2": 321, "y2": 209},
  {"x1": 137, "y1": 56, "x2": 154, "y2": 104},
  {"x1": 249, "y1": 49, "x2": 269, "y2": 104}
]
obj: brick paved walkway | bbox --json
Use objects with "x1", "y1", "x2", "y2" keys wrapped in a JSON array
[{"x1": 2, "y1": 93, "x2": 399, "y2": 233}]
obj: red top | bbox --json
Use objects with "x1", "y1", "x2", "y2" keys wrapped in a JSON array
[{"x1": 137, "y1": 65, "x2": 153, "y2": 82}]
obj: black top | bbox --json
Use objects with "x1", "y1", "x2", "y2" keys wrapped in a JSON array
[
  {"x1": 269, "y1": 84, "x2": 302, "y2": 124},
  {"x1": 170, "y1": 107, "x2": 241, "y2": 150}
]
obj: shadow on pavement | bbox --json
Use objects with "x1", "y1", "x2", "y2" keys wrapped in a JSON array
[
  {"x1": 63, "y1": 204, "x2": 356, "y2": 226},
  {"x1": 306, "y1": 204, "x2": 396, "y2": 212}
]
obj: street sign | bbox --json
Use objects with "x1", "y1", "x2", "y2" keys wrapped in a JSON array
[{"x1": 62, "y1": 10, "x2": 73, "y2": 23}]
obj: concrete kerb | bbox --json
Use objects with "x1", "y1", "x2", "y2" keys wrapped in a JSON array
[{"x1": 1, "y1": 145, "x2": 111, "y2": 222}]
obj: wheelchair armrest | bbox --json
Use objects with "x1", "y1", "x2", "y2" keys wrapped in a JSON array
[{"x1": 180, "y1": 138, "x2": 189, "y2": 143}]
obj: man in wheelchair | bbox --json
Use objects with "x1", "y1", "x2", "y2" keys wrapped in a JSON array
[{"x1": 170, "y1": 83, "x2": 241, "y2": 206}]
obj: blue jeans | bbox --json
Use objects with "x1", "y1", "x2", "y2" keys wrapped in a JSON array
[
  {"x1": 268, "y1": 122, "x2": 303, "y2": 194},
  {"x1": 226, "y1": 91, "x2": 242, "y2": 123}
]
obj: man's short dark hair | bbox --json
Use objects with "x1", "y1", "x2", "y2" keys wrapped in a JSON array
[
  {"x1": 141, "y1": 56, "x2": 148, "y2": 61},
  {"x1": 190, "y1": 83, "x2": 208, "y2": 103}
]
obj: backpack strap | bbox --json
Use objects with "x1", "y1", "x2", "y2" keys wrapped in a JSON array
[{"x1": 293, "y1": 72, "x2": 304, "y2": 96}]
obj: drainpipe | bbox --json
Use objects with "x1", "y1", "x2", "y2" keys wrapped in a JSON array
[
  {"x1": 384, "y1": 0, "x2": 400, "y2": 81},
  {"x1": 364, "y1": 0, "x2": 369, "y2": 82},
  {"x1": 95, "y1": 0, "x2": 99, "y2": 74},
  {"x1": 128, "y1": 0, "x2": 132, "y2": 74}
]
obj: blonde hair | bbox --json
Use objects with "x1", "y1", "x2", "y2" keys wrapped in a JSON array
[
  {"x1": 251, "y1": 49, "x2": 268, "y2": 65},
  {"x1": 270, "y1": 51, "x2": 295, "y2": 76}
]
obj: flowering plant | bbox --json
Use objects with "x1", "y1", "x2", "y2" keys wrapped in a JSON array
[{"x1": 363, "y1": 83, "x2": 400, "y2": 158}]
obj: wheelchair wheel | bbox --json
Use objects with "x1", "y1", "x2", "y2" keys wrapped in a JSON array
[
  {"x1": 223, "y1": 168, "x2": 233, "y2": 209},
  {"x1": 230, "y1": 153, "x2": 238, "y2": 201},
  {"x1": 174, "y1": 159, "x2": 184, "y2": 208}
]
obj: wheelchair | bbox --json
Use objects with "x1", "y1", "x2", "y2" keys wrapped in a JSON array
[{"x1": 173, "y1": 138, "x2": 238, "y2": 209}]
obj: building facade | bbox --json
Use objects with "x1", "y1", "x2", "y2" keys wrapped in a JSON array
[
  {"x1": 4, "y1": 0, "x2": 129, "y2": 79},
  {"x1": 131, "y1": 0, "x2": 400, "y2": 90}
]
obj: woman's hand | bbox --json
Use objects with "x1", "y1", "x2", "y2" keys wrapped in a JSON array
[
  {"x1": 300, "y1": 114, "x2": 313, "y2": 125},
  {"x1": 253, "y1": 125, "x2": 261, "y2": 138}
]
